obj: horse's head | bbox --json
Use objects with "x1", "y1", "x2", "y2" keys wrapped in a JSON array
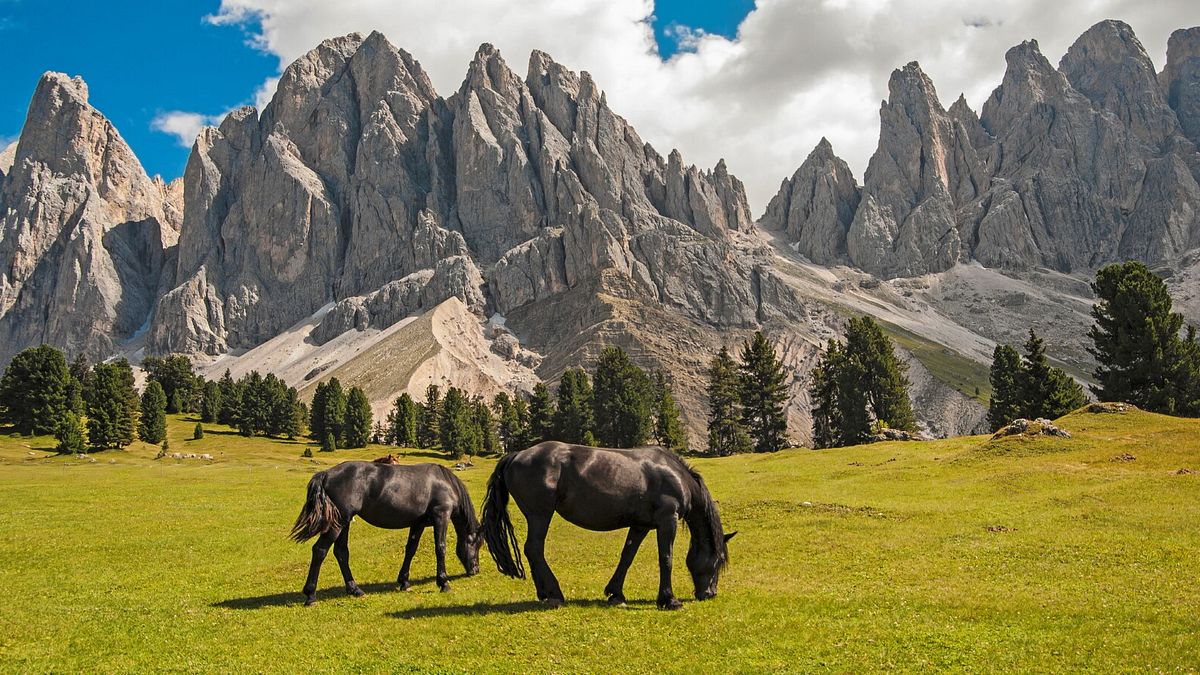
[
  {"x1": 687, "y1": 530, "x2": 736, "y2": 600},
  {"x1": 457, "y1": 526, "x2": 482, "y2": 576}
]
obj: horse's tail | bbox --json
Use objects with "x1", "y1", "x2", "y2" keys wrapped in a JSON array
[
  {"x1": 290, "y1": 471, "x2": 341, "y2": 542},
  {"x1": 481, "y1": 453, "x2": 525, "y2": 579}
]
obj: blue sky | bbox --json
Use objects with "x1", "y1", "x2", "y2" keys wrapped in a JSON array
[{"x1": 0, "y1": 0, "x2": 753, "y2": 180}]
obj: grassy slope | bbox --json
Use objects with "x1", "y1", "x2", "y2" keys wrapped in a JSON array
[
  {"x1": 0, "y1": 411, "x2": 1198, "y2": 672},
  {"x1": 881, "y1": 321, "x2": 993, "y2": 403}
]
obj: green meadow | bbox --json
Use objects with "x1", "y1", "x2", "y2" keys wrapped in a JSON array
[{"x1": 0, "y1": 409, "x2": 1197, "y2": 672}]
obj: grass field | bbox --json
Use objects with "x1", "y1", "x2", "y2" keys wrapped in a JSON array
[{"x1": 1, "y1": 409, "x2": 1198, "y2": 672}]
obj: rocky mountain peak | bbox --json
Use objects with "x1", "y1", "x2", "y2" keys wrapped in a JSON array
[
  {"x1": 1162, "y1": 27, "x2": 1200, "y2": 146},
  {"x1": 1059, "y1": 19, "x2": 1179, "y2": 148},
  {"x1": 759, "y1": 137, "x2": 860, "y2": 264}
]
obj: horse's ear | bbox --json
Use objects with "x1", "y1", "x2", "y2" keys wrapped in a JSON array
[{"x1": 723, "y1": 531, "x2": 738, "y2": 543}]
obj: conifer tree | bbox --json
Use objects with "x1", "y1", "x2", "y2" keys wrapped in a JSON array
[
  {"x1": 527, "y1": 382, "x2": 556, "y2": 444},
  {"x1": 809, "y1": 340, "x2": 844, "y2": 450},
  {"x1": 651, "y1": 371, "x2": 687, "y2": 453},
  {"x1": 987, "y1": 344, "x2": 1023, "y2": 431},
  {"x1": 844, "y1": 318, "x2": 916, "y2": 433},
  {"x1": 473, "y1": 395, "x2": 501, "y2": 454},
  {"x1": 1019, "y1": 330, "x2": 1087, "y2": 420},
  {"x1": 388, "y1": 393, "x2": 419, "y2": 447},
  {"x1": 417, "y1": 384, "x2": 442, "y2": 448},
  {"x1": 342, "y1": 386, "x2": 372, "y2": 449},
  {"x1": 142, "y1": 355, "x2": 199, "y2": 413},
  {"x1": 55, "y1": 411, "x2": 87, "y2": 455},
  {"x1": 592, "y1": 346, "x2": 653, "y2": 448},
  {"x1": 439, "y1": 387, "x2": 478, "y2": 457},
  {"x1": 217, "y1": 369, "x2": 239, "y2": 426},
  {"x1": 193, "y1": 423, "x2": 205, "y2": 440},
  {"x1": 707, "y1": 347, "x2": 751, "y2": 456},
  {"x1": 280, "y1": 387, "x2": 305, "y2": 439},
  {"x1": 0, "y1": 344, "x2": 72, "y2": 435},
  {"x1": 738, "y1": 332, "x2": 790, "y2": 453},
  {"x1": 513, "y1": 397, "x2": 533, "y2": 450},
  {"x1": 139, "y1": 380, "x2": 168, "y2": 444},
  {"x1": 1090, "y1": 261, "x2": 1200, "y2": 415},
  {"x1": 323, "y1": 378, "x2": 347, "y2": 445},
  {"x1": 553, "y1": 368, "x2": 596, "y2": 445},
  {"x1": 200, "y1": 379, "x2": 222, "y2": 423},
  {"x1": 65, "y1": 355, "x2": 87, "y2": 417},
  {"x1": 309, "y1": 380, "x2": 328, "y2": 441},
  {"x1": 85, "y1": 360, "x2": 138, "y2": 450}
]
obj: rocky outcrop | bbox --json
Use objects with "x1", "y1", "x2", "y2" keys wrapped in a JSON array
[
  {"x1": 759, "y1": 138, "x2": 860, "y2": 264},
  {"x1": 765, "y1": 20, "x2": 1200, "y2": 279},
  {"x1": 1162, "y1": 28, "x2": 1200, "y2": 147},
  {"x1": 844, "y1": 62, "x2": 988, "y2": 277},
  {"x1": 149, "y1": 34, "x2": 756, "y2": 355},
  {"x1": 0, "y1": 73, "x2": 179, "y2": 364}
]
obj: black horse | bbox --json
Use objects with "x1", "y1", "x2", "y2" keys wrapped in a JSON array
[
  {"x1": 481, "y1": 441, "x2": 735, "y2": 610},
  {"x1": 291, "y1": 461, "x2": 480, "y2": 606}
]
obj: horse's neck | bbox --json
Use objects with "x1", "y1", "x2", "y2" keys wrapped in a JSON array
[{"x1": 450, "y1": 504, "x2": 476, "y2": 535}]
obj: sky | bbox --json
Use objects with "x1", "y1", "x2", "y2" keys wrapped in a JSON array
[{"x1": 2, "y1": 1, "x2": 1199, "y2": 212}]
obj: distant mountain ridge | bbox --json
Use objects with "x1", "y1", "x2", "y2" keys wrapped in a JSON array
[{"x1": 1, "y1": 20, "x2": 1198, "y2": 445}]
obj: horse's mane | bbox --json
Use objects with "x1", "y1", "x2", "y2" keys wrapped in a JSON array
[
  {"x1": 660, "y1": 449, "x2": 728, "y2": 569},
  {"x1": 441, "y1": 466, "x2": 480, "y2": 533}
]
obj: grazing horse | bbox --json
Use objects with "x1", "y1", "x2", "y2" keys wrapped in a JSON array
[
  {"x1": 291, "y1": 462, "x2": 481, "y2": 606},
  {"x1": 373, "y1": 454, "x2": 400, "y2": 464},
  {"x1": 481, "y1": 441, "x2": 735, "y2": 610}
]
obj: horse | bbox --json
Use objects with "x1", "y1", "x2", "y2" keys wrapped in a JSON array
[
  {"x1": 373, "y1": 454, "x2": 400, "y2": 464},
  {"x1": 481, "y1": 441, "x2": 735, "y2": 610},
  {"x1": 290, "y1": 461, "x2": 481, "y2": 606}
]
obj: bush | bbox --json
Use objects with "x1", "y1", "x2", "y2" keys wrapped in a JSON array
[
  {"x1": 193, "y1": 423, "x2": 204, "y2": 440},
  {"x1": 302, "y1": 447, "x2": 314, "y2": 458}
]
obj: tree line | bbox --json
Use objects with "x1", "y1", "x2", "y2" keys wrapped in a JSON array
[{"x1": 379, "y1": 346, "x2": 688, "y2": 458}]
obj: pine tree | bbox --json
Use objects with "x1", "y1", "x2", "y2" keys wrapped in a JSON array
[
  {"x1": 321, "y1": 431, "x2": 337, "y2": 452},
  {"x1": 439, "y1": 387, "x2": 478, "y2": 457},
  {"x1": 193, "y1": 423, "x2": 204, "y2": 440},
  {"x1": 278, "y1": 386, "x2": 304, "y2": 439},
  {"x1": 388, "y1": 393, "x2": 419, "y2": 447},
  {"x1": 527, "y1": 383, "x2": 556, "y2": 444},
  {"x1": 651, "y1": 371, "x2": 687, "y2": 453},
  {"x1": 592, "y1": 346, "x2": 653, "y2": 448},
  {"x1": 139, "y1": 381, "x2": 168, "y2": 444},
  {"x1": 54, "y1": 411, "x2": 87, "y2": 455},
  {"x1": 1018, "y1": 330, "x2": 1086, "y2": 419},
  {"x1": 473, "y1": 395, "x2": 501, "y2": 455},
  {"x1": 493, "y1": 392, "x2": 530, "y2": 452},
  {"x1": 0, "y1": 344, "x2": 72, "y2": 435},
  {"x1": 844, "y1": 318, "x2": 916, "y2": 433},
  {"x1": 235, "y1": 371, "x2": 270, "y2": 437},
  {"x1": 342, "y1": 386, "x2": 372, "y2": 449},
  {"x1": 309, "y1": 380, "x2": 328, "y2": 441},
  {"x1": 987, "y1": 344, "x2": 1023, "y2": 431},
  {"x1": 417, "y1": 384, "x2": 442, "y2": 449},
  {"x1": 707, "y1": 347, "x2": 751, "y2": 456},
  {"x1": 809, "y1": 340, "x2": 845, "y2": 449},
  {"x1": 200, "y1": 380, "x2": 222, "y2": 423},
  {"x1": 66, "y1": 354, "x2": 87, "y2": 417},
  {"x1": 553, "y1": 368, "x2": 596, "y2": 445},
  {"x1": 1090, "y1": 261, "x2": 1199, "y2": 415},
  {"x1": 738, "y1": 332, "x2": 790, "y2": 453},
  {"x1": 512, "y1": 397, "x2": 533, "y2": 450},
  {"x1": 323, "y1": 378, "x2": 347, "y2": 445},
  {"x1": 85, "y1": 360, "x2": 138, "y2": 450},
  {"x1": 142, "y1": 355, "x2": 199, "y2": 413},
  {"x1": 217, "y1": 369, "x2": 239, "y2": 426}
]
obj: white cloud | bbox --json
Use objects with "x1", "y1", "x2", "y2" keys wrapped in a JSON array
[
  {"x1": 151, "y1": 111, "x2": 225, "y2": 148},
  {"x1": 207, "y1": 0, "x2": 1200, "y2": 212}
]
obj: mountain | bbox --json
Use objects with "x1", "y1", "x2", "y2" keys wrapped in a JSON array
[{"x1": 4, "y1": 21, "x2": 1200, "y2": 446}]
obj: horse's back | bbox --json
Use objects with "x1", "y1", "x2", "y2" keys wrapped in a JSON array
[
  {"x1": 323, "y1": 461, "x2": 460, "y2": 529},
  {"x1": 505, "y1": 442, "x2": 689, "y2": 530}
]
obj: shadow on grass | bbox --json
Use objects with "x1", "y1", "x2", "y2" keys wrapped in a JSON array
[
  {"x1": 388, "y1": 597, "x2": 657, "y2": 619},
  {"x1": 213, "y1": 575, "x2": 471, "y2": 609}
]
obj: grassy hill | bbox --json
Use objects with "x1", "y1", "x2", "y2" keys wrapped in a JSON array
[{"x1": 0, "y1": 409, "x2": 1197, "y2": 671}]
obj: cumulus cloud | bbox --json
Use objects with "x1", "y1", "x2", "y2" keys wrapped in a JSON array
[
  {"x1": 201, "y1": 0, "x2": 1200, "y2": 212},
  {"x1": 151, "y1": 111, "x2": 224, "y2": 148}
]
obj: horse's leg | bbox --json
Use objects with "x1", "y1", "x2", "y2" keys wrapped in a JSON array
[
  {"x1": 301, "y1": 529, "x2": 338, "y2": 606},
  {"x1": 604, "y1": 526, "x2": 649, "y2": 606},
  {"x1": 523, "y1": 513, "x2": 565, "y2": 607},
  {"x1": 654, "y1": 517, "x2": 682, "y2": 610},
  {"x1": 433, "y1": 512, "x2": 451, "y2": 592},
  {"x1": 396, "y1": 525, "x2": 425, "y2": 591},
  {"x1": 332, "y1": 521, "x2": 364, "y2": 598}
]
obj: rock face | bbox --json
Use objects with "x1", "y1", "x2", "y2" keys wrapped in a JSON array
[
  {"x1": 0, "y1": 73, "x2": 180, "y2": 364},
  {"x1": 149, "y1": 33, "x2": 756, "y2": 355},
  {"x1": 759, "y1": 138, "x2": 860, "y2": 264},
  {"x1": 763, "y1": 20, "x2": 1200, "y2": 279}
]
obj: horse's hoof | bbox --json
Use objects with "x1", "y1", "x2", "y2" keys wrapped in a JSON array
[
  {"x1": 606, "y1": 594, "x2": 627, "y2": 607},
  {"x1": 347, "y1": 586, "x2": 365, "y2": 598},
  {"x1": 658, "y1": 598, "x2": 683, "y2": 611},
  {"x1": 397, "y1": 580, "x2": 412, "y2": 591},
  {"x1": 438, "y1": 583, "x2": 451, "y2": 593},
  {"x1": 543, "y1": 597, "x2": 564, "y2": 609},
  {"x1": 303, "y1": 596, "x2": 318, "y2": 607}
]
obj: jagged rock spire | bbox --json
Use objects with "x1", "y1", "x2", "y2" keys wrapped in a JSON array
[{"x1": 759, "y1": 138, "x2": 860, "y2": 264}]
